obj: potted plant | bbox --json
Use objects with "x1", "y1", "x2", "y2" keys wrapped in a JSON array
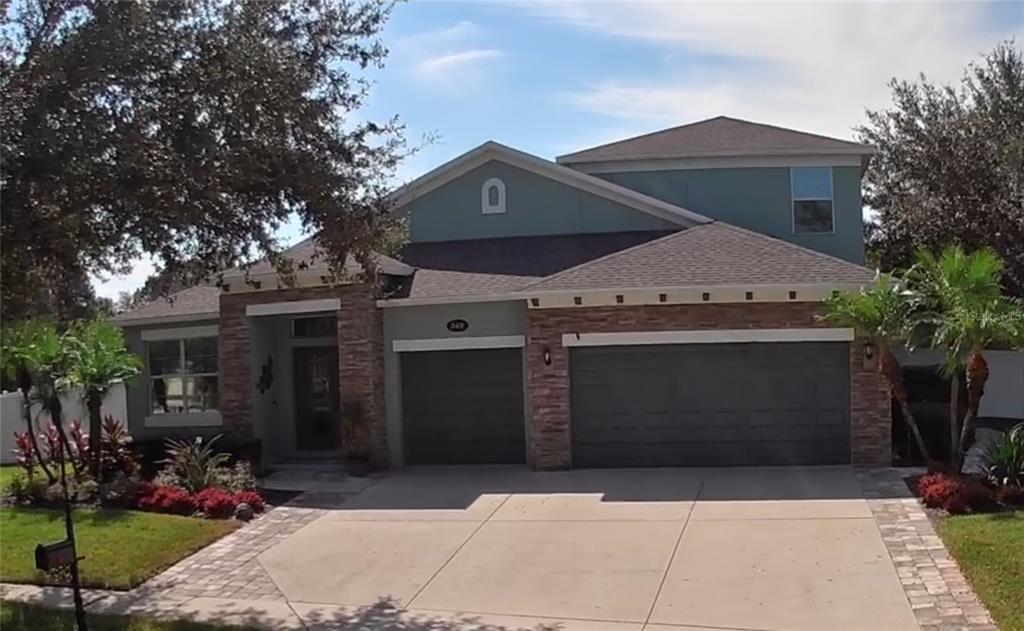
[{"x1": 340, "y1": 400, "x2": 372, "y2": 476}]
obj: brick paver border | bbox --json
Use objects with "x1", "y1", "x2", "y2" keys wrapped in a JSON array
[{"x1": 857, "y1": 468, "x2": 998, "y2": 631}]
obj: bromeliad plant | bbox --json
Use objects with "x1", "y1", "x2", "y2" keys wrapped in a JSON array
[
  {"x1": 981, "y1": 423, "x2": 1024, "y2": 488},
  {"x1": 821, "y1": 273, "x2": 933, "y2": 462},
  {"x1": 158, "y1": 435, "x2": 231, "y2": 493}
]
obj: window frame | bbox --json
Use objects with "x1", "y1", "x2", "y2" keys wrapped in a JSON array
[
  {"x1": 481, "y1": 177, "x2": 506, "y2": 215},
  {"x1": 147, "y1": 337, "x2": 219, "y2": 416},
  {"x1": 790, "y1": 167, "x2": 835, "y2": 235}
]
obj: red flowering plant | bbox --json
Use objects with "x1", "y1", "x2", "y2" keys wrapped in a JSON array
[
  {"x1": 137, "y1": 485, "x2": 196, "y2": 515},
  {"x1": 233, "y1": 490, "x2": 266, "y2": 513},
  {"x1": 194, "y1": 487, "x2": 238, "y2": 518}
]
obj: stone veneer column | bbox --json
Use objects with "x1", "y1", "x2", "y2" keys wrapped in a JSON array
[
  {"x1": 218, "y1": 292, "x2": 255, "y2": 439},
  {"x1": 525, "y1": 303, "x2": 893, "y2": 470},
  {"x1": 337, "y1": 285, "x2": 388, "y2": 467}
]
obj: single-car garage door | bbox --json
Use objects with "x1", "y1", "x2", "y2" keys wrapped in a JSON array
[
  {"x1": 571, "y1": 342, "x2": 850, "y2": 467},
  {"x1": 401, "y1": 348, "x2": 525, "y2": 464}
]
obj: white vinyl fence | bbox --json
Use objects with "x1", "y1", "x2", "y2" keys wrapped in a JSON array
[
  {"x1": 896, "y1": 348, "x2": 1024, "y2": 420},
  {"x1": 0, "y1": 383, "x2": 127, "y2": 465}
]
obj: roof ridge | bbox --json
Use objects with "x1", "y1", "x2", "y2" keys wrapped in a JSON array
[
  {"x1": 712, "y1": 222, "x2": 876, "y2": 274},
  {"x1": 521, "y1": 225, "x2": 704, "y2": 291},
  {"x1": 717, "y1": 115, "x2": 867, "y2": 148},
  {"x1": 556, "y1": 116, "x2": 727, "y2": 162}
]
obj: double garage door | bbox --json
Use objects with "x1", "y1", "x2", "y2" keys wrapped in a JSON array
[
  {"x1": 571, "y1": 342, "x2": 851, "y2": 467},
  {"x1": 399, "y1": 342, "x2": 851, "y2": 467}
]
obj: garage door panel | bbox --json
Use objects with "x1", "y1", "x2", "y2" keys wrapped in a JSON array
[
  {"x1": 571, "y1": 342, "x2": 850, "y2": 467},
  {"x1": 402, "y1": 348, "x2": 525, "y2": 465}
]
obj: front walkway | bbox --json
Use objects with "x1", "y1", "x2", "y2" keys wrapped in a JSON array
[{"x1": 1, "y1": 467, "x2": 997, "y2": 631}]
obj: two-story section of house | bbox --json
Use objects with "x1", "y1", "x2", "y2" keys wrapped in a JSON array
[{"x1": 114, "y1": 116, "x2": 890, "y2": 471}]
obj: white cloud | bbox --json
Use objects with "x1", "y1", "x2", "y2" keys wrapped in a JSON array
[
  {"x1": 393, "y1": 20, "x2": 508, "y2": 90},
  {"x1": 91, "y1": 256, "x2": 158, "y2": 301},
  {"x1": 527, "y1": 1, "x2": 1021, "y2": 139}
]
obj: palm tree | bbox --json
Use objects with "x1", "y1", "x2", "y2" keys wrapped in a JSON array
[
  {"x1": 907, "y1": 246, "x2": 1024, "y2": 470},
  {"x1": 64, "y1": 318, "x2": 142, "y2": 479},
  {"x1": 822, "y1": 274, "x2": 932, "y2": 462}
]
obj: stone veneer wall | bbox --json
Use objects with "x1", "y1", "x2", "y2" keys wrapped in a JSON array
[
  {"x1": 219, "y1": 284, "x2": 387, "y2": 464},
  {"x1": 525, "y1": 302, "x2": 891, "y2": 470}
]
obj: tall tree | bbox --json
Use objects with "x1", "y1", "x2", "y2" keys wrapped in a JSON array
[
  {"x1": 907, "y1": 246, "x2": 1024, "y2": 470},
  {"x1": 858, "y1": 41, "x2": 1024, "y2": 297},
  {"x1": 822, "y1": 274, "x2": 932, "y2": 462},
  {"x1": 1, "y1": 0, "x2": 408, "y2": 323}
]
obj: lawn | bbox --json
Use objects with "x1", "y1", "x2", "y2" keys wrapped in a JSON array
[
  {"x1": 0, "y1": 508, "x2": 237, "y2": 590},
  {"x1": 937, "y1": 510, "x2": 1024, "y2": 631},
  {"x1": 0, "y1": 601, "x2": 250, "y2": 630}
]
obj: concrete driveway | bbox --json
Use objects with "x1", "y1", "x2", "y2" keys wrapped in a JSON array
[{"x1": 259, "y1": 466, "x2": 919, "y2": 631}]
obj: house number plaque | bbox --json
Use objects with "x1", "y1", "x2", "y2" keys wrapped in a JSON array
[{"x1": 446, "y1": 319, "x2": 469, "y2": 332}]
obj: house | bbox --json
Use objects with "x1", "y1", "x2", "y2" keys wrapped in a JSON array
[{"x1": 113, "y1": 116, "x2": 893, "y2": 470}]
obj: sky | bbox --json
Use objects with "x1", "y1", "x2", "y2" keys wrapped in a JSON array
[{"x1": 91, "y1": 0, "x2": 1024, "y2": 300}]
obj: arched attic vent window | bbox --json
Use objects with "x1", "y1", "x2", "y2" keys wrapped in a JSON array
[{"x1": 481, "y1": 177, "x2": 506, "y2": 214}]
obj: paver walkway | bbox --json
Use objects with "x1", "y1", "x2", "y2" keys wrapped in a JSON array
[{"x1": 1, "y1": 467, "x2": 998, "y2": 631}]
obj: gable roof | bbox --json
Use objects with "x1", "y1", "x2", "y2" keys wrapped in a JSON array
[
  {"x1": 557, "y1": 116, "x2": 874, "y2": 165},
  {"x1": 112, "y1": 285, "x2": 222, "y2": 324},
  {"x1": 221, "y1": 237, "x2": 413, "y2": 280},
  {"x1": 388, "y1": 141, "x2": 711, "y2": 227},
  {"x1": 524, "y1": 222, "x2": 875, "y2": 293}
]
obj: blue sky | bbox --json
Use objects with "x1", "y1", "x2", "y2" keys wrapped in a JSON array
[{"x1": 94, "y1": 0, "x2": 1023, "y2": 299}]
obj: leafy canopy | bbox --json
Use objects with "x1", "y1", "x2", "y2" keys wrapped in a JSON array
[
  {"x1": 1, "y1": 0, "x2": 409, "y2": 322},
  {"x1": 820, "y1": 273, "x2": 912, "y2": 350},
  {"x1": 857, "y1": 41, "x2": 1024, "y2": 297},
  {"x1": 906, "y1": 246, "x2": 1024, "y2": 375},
  {"x1": 63, "y1": 319, "x2": 143, "y2": 395}
]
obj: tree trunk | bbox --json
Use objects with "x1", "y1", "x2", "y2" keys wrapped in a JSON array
[
  {"x1": 879, "y1": 349, "x2": 932, "y2": 462},
  {"x1": 949, "y1": 372, "x2": 961, "y2": 466},
  {"x1": 19, "y1": 385, "x2": 56, "y2": 484},
  {"x1": 956, "y1": 351, "x2": 990, "y2": 472},
  {"x1": 50, "y1": 396, "x2": 89, "y2": 631},
  {"x1": 87, "y1": 389, "x2": 102, "y2": 479}
]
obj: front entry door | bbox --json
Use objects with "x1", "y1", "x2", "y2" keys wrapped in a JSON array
[{"x1": 293, "y1": 347, "x2": 340, "y2": 452}]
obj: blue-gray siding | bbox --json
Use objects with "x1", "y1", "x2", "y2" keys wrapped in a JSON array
[
  {"x1": 594, "y1": 166, "x2": 865, "y2": 263},
  {"x1": 395, "y1": 160, "x2": 678, "y2": 243}
]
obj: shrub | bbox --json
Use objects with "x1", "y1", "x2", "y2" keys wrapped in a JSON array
[
  {"x1": 996, "y1": 484, "x2": 1024, "y2": 506},
  {"x1": 137, "y1": 484, "x2": 196, "y2": 515},
  {"x1": 216, "y1": 461, "x2": 257, "y2": 492},
  {"x1": 10, "y1": 432, "x2": 38, "y2": 478},
  {"x1": 98, "y1": 472, "x2": 143, "y2": 508},
  {"x1": 194, "y1": 487, "x2": 237, "y2": 518},
  {"x1": 159, "y1": 435, "x2": 230, "y2": 493},
  {"x1": 234, "y1": 490, "x2": 265, "y2": 513},
  {"x1": 981, "y1": 422, "x2": 1024, "y2": 487},
  {"x1": 100, "y1": 416, "x2": 139, "y2": 478},
  {"x1": 917, "y1": 472, "x2": 996, "y2": 514}
]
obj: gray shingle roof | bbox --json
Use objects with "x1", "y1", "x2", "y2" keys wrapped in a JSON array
[
  {"x1": 557, "y1": 116, "x2": 873, "y2": 164},
  {"x1": 394, "y1": 232, "x2": 674, "y2": 299},
  {"x1": 525, "y1": 223, "x2": 875, "y2": 292},
  {"x1": 112, "y1": 285, "x2": 222, "y2": 324},
  {"x1": 229, "y1": 237, "x2": 413, "y2": 278}
]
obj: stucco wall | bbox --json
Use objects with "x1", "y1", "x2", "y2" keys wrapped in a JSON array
[
  {"x1": 395, "y1": 160, "x2": 678, "y2": 243},
  {"x1": 381, "y1": 300, "x2": 528, "y2": 466},
  {"x1": 594, "y1": 166, "x2": 865, "y2": 263}
]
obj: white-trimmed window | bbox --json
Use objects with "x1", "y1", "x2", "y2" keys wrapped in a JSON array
[
  {"x1": 791, "y1": 167, "x2": 834, "y2": 234},
  {"x1": 148, "y1": 337, "x2": 218, "y2": 415},
  {"x1": 481, "y1": 177, "x2": 506, "y2": 214}
]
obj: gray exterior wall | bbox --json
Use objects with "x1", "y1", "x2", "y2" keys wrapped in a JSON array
[
  {"x1": 382, "y1": 300, "x2": 528, "y2": 466},
  {"x1": 593, "y1": 166, "x2": 865, "y2": 263},
  {"x1": 123, "y1": 319, "x2": 223, "y2": 443},
  {"x1": 395, "y1": 160, "x2": 678, "y2": 243}
]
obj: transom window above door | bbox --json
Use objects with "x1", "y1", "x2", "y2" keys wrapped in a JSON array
[
  {"x1": 292, "y1": 315, "x2": 337, "y2": 338},
  {"x1": 791, "y1": 167, "x2": 834, "y2": 234}
]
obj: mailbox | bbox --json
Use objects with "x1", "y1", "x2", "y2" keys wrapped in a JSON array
[{"x1": 35, "y1": 540, "x2": 76, "y2": 571}]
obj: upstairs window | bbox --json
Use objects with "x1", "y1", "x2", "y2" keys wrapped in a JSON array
[
  {"x1": 148, "y1": 337, "x2": 218, "y2": 415},
  {"x1": 481, "y1": 177, "x2": 506, "y2": 214},
  {"x1": 791, "y1": 167, "x2": 834, "y2": 234}
]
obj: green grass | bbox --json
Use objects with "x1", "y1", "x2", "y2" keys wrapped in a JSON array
[
  {"x1": 0, "y1": 464, "x2": 27, "y2": 490},
  {"x1": 937, "y1": 510, "x2": 1024, "y2": 631},
  {"x1": 0, "y1": 507, "x2": 237, "y2": 590},
  {"x1": 0, "y1": 601, "x2": 250, "y2": 630}
]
